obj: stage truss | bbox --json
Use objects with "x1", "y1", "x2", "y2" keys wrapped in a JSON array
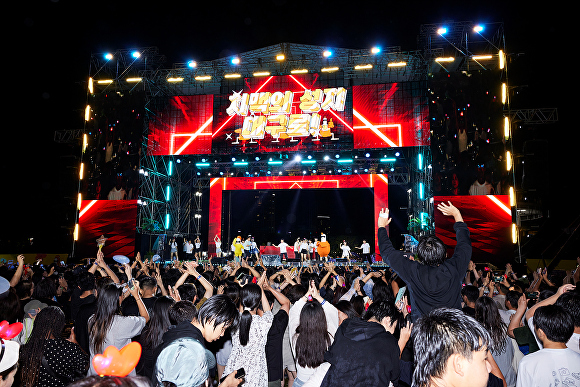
[{"x1": 76, "y1": 20, "x2": 512, "y2": 250}]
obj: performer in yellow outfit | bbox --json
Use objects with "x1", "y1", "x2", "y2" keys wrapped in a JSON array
[{"x1": 232, "y1": 236, "x2": 244, "y2": 262}]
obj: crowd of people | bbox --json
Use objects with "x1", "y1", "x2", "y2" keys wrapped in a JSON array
[{"x1": 1, "y1": 202, "x2": 579, "y2": 387}]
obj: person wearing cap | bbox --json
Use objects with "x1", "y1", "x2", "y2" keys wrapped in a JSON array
[
  {"x1": 0, "y1": 339, "x2": 19, "y2": 387},
  {"x1": 14, "y1": 300, "x2": 48, "y2": 345}
]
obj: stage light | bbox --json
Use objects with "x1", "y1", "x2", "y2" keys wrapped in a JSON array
[
  {"x1": 506, "y1": 151, "x2": 512, "y2": 171},
  {"x1": 501, "y1": 83, "x2": 507, "y2": 104},
  {"x1": 511, "y1": 223, "x2": 518, "y2": 243},
  {"x1": 176, "y1": 158, "x2": 181, "y2": 163},
  {"x1": 187, "y1": 60, "x2": 197, "y2": 68},
  {"x1": 73, "y1": 224, "x2": 79, "y2": 241},
  {"x1": 301, "y1": 160, "x2": 316, "y2": 165},
  {"x1": 371, "y1": 46, "x2": 381, "y2": 54},
  {"x1": 132, "y1": 51, "x2": 141, "y2": 59},
  {"x1": 395, "y1": 152, "x2": 400, "y2": 157},
  {"x1": 437, "y1": 27, "x2": 448, "y2": 35},
  {"x1": 324, "y1": 155, "x2": 330, "y2": 161},
  {"x1": 321, "y1": 67, "x2": 339, "y2": 72},
  {"x1": 291, "y1": 69, "x2": 308, "y2": 74},
  {"x1": 88, "y1": 77, "x2": 94, "y2": 94},
  {"x1": 77, "y1": 193, "x2": 82, "y2": 210},
  {"x1": 365, "y1": 153, "x2": 370, "y2": 158},
  {"x1": 255, "y1": 156, "x2": 260, "y2": 161},
  {"x1": 388, "y1": 62, "x2": 406, "y2": 67},
  {"x1": 167, "y1": 77, "x2": 184, "y2": 83},
  {"x1": 472, "y1": 55, "x2": 493, "y2": 61},
  {"x1": 276, "y1": 54, "x2": 285, "y2": 61},
  {"x1": 83, "y1": 133, "x2": 88, "y2": 153},
  {"x1": 195, "y1": 162, "x2": 210, "y2": 167},
  {"x1": 231, "y1": 57, "x2": 240, "y2": 65},
  {"x1": 337, "y1": 159, "x2": 353, "y2": 164},
  {"x1": 126, "y1": 77, "x2": 142, "y2": 83},
  {"x1": 380, "y1": 158, "x2": 396, "y2": 162},
  {"x1": 504, "y1": 117, "x2": 510, "y2": 140},
  {"x1": 418, "y1": 154, "x2": 424, "y2": 170},
  {"x1": 234, "y1": 161, "x2": 248, "y2": 166},
  {"x1": 499, "y1": 50, "x2": 505, "y2": 69},
  {"x1": 168, "y1": 161, "x2": 173, "y2": 176},
  {"x1": 509, "y1": 186, "x2": 516, "y2": 207},
  {"x1": 79, "y1": 163, "x2": 84, "y2": 180},
  {"x1": 195, "y1": 75, "x2": 211, "y2": 81},
  {"x1": 253, "y1": 71, "x2": 270, "y2": 77},
  {"x1": 294, "y1": 155, "x2": 302, "y2": 162},
  {"x1": 97, "y1": 79, "x2": 113, "y2": 84},
  {"x1": 419, "y1": 182, "x2": 424, "y2": 200},
  {"x1": 473, "y1": 25, "x2": 484, "y2": 33},
  {"x1": 165, "y1": 185, "x2": 171, "y2": 201},
  {"x1": 335, "y1": 154, "x2": 340, "y2": 159},
  {"x1": 354, "y1": 64, "x2": 373, "y2": 70},
  {"x1": 84, "y1": 105, "x2": 91, "y2": 121},
  {"x1": 232, "y1": 157, "x2": 236, "y2": 162},
  {"x1": 104, "y1": 53, "x2": 113, "y2": 60},
  {"x1": 435, "y1": 57, "x2": 455, "y2": 63},
  {"x1": 165, "y1": 213, "x2": 170, "y2": 230},
  {"x1": 224, "y1": 73, "x2": 241, "y2": 79},
  {"x1": 268, "y1": 160, "x2": 283, "y2": 165},
  {"x1": 323, "y1": 50, "x2": 332, "y2": 57}
]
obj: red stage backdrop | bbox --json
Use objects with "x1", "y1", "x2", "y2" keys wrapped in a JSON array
[
  {"x1": 145, "y1": 76, "x2": 429, "y2": 156},
  {"x1": 209, "y1": 174, "x2": 389, "y2": 259},
  {"x1": 434, "y1": 195, "x2": 512, "y2": 264},
  {"x1": 77, "y1": 200, "x2": 138, "y2": 259}
]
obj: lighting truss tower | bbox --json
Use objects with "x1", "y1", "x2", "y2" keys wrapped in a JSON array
[{"x1": 408, "y1": 145, "x2": 434, "y2": 238}]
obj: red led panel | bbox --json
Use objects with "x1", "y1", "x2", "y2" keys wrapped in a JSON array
[
  {"x1": 77, "y1": 200, "x2": 138, "y2": 259},
  {"x1": 434, "y1": 195, "x2": 512, "y2": 264},
  {"x1": 147, "y1": 95, "x2": 214, "y2": 156},
  {"x1": 353, "y1": 83, "x2": 430, "y2": 148}
]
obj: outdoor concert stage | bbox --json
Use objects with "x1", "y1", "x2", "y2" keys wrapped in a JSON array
[{"x1": 74, "y1": 23, "x2": 515, "y2": 266}]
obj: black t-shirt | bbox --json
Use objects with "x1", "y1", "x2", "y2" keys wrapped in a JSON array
[
  {"x1": 462, "y1": 305, "x2": 476, "y2": 317},
  {"x1": 265, "y1": 309, "x2": 289, "y2": 382},
  {"x1": 121, "y1": 295, "x2": 157, "y2": 317},
  {"x1": 74, "y1": 301, "x2": 96, "y2": 354}
]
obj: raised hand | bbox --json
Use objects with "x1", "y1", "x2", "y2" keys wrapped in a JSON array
[
  {"x1": 378, "y1": 208, "x2": 392, "y2": 229},
  {"x1": 437, "y1": 201, "x2": 464, "y2": 222}
]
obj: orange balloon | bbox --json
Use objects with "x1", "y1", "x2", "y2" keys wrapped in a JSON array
[{"x1": 92, "y1": 342, "x2": 142, "y2": 377}]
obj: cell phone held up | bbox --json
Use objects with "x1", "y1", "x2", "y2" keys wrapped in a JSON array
[{"x1": 219, "y1": 368, "x2": 245, "y2": 384}]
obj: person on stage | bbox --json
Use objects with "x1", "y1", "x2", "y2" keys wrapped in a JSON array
[
  {"x1": 232, "y1": 236, "x2": 244, "y2": 263},
  {"x1": 340, "y1": 241, "x2": 351, "y2": 264},
  {"x1": 310, "y1": 239, "x2": 317, "y2": 261},
  {"x1": 299, "y1": 238, "x2": 309, "y2": 263},
  {"x1": 293, "y1": 238, "x2": 300, "y2": 260},
  {"x1": 170, "y1": 238, "x2": 178, "y2": 262},
  {"x1": 243, "y1": 236, "x2": 252, "y2": 260},
  {"x1": 249, "y1": 237, "x2": 259, "y2": 261},
  {"x1": 194, "y1": 237, "x2": 202, "y2": 259},
  {"x1": 356, "y1": 240, "x2": 371, "y2": 265},
  {"x1": 277, "y1": 239, "x2": 289, "y2": 261},
  {"x1": 185, "y1": 239, "x2": 194, "y2": 261},
  {"x1": 214, "y1": 235, "x2": 222, "y2": 258},
  {"x1": 317, "y1": 234, "x2": 330, "y2": 262}
]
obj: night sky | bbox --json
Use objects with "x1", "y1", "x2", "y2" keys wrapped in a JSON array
[{"x1": 2, "y1": 1, "x2": 575, "y2": 254}]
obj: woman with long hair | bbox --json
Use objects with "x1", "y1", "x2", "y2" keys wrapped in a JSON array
[
  {"x1": 474, "y1": 296, "x2": 517, "y2": 387},
  {"x1": 19, "y1": 306, "x2": 88, "y2": 387},
  {"x1": 223, "y1": 275, "x2": 273, "y2": 387},
  {"x1": 88, "y1": 282, "x2": 149, "y2": 376},
  {"x1": 135, "y1": 296, "x2": 175, "y2": 376},
  {"x1": 289, "y1": 280, "x2": 339, "y2": 387}
]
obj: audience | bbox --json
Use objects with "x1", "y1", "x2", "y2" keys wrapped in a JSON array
[{"x1": 1, "y1": 206, "x2": 579, "y2": 387}]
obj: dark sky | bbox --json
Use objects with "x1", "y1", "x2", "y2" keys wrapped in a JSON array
[{"x1": 2, "y1": 1, "x2": 574, "y2": 253}]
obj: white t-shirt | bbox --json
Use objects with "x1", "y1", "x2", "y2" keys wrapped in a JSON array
[
  {"x1": 185, "y1": 242, "x2": 194, "y2": 254},
  {"x1": 341, "y1": 244, "x2": 350, "y2": 258},
  {"x1": 278, "y1": 242, "x2": 288, "y2": 254},
  {"x1": 528, "y1": 316, "x2": 580, "y2": 353},
  {"x1": 516, "y1": 348, "x2": 580, "y2": 387},
  {"x1": 360, "y1": 243, "x2": 370, "y2": 254}
]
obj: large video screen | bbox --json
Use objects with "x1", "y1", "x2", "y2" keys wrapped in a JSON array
[{"x1": 146, "y1": 75, "x2": 430, "y2": 156}]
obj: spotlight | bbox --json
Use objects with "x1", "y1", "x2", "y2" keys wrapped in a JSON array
[
  {"x1": 187, "y1": 60, "x2": 197, "y2": 68},
  {"x1": 294, "y1": 155, "x2": 302, "y2": 162},
  {"x1": 323, "y1": 50, "x2": 332, "y2": 58},
  {"x1": 276, "y1": 54, "x2": 285, "y2": 61},
  {"x1": 437, "y1": 27, "x2": 448, "y2": 35},
  {"x1": 371, "y1": 46, "x2": 381, "y2": 54},
  {"x1": 132, "y1": 51, "x2": 141, "y2": 59},
  {"x1": 473, "y1": 25, "x2": 484, "y2": 33},
  {"x1": 231, "y1": 57, "x2": 240, "y2": 65},
  {"x1": 324, "y1": 155, "x2": 330, "y2": 161},
  {"x1": 104, "y1": 53, "x2": 113, "y2": 60}
]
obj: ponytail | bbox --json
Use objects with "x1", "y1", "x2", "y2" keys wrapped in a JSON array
[{"x1": 237, "y1": 283, "x2": 262, "y2": 346}]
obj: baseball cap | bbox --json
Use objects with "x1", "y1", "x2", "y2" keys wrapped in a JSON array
[
  {"x1": 0, "y1": 339, "x2": 19, "y2": 373},
  {"x1": 24, "y1": 300, "x2": 48, "y2": 315}
]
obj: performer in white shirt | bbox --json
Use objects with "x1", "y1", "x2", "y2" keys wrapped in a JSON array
[
  {"x1": 356, "y1": 240, "x2": 371, "y2": 264},
  {"x1": 214, "y1": 235, "x2": 222, "y2": 257},
  {"x1": 340, "y1": 241, "x2": 351, "y2": 263},
  {"x1": 277, "y1": 239, "x2": 289, "y2": 261}
]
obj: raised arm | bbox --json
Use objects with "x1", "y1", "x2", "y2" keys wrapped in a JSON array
[{"x1": 9, "y1": 255, "x2": 25, "y2": 287}]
